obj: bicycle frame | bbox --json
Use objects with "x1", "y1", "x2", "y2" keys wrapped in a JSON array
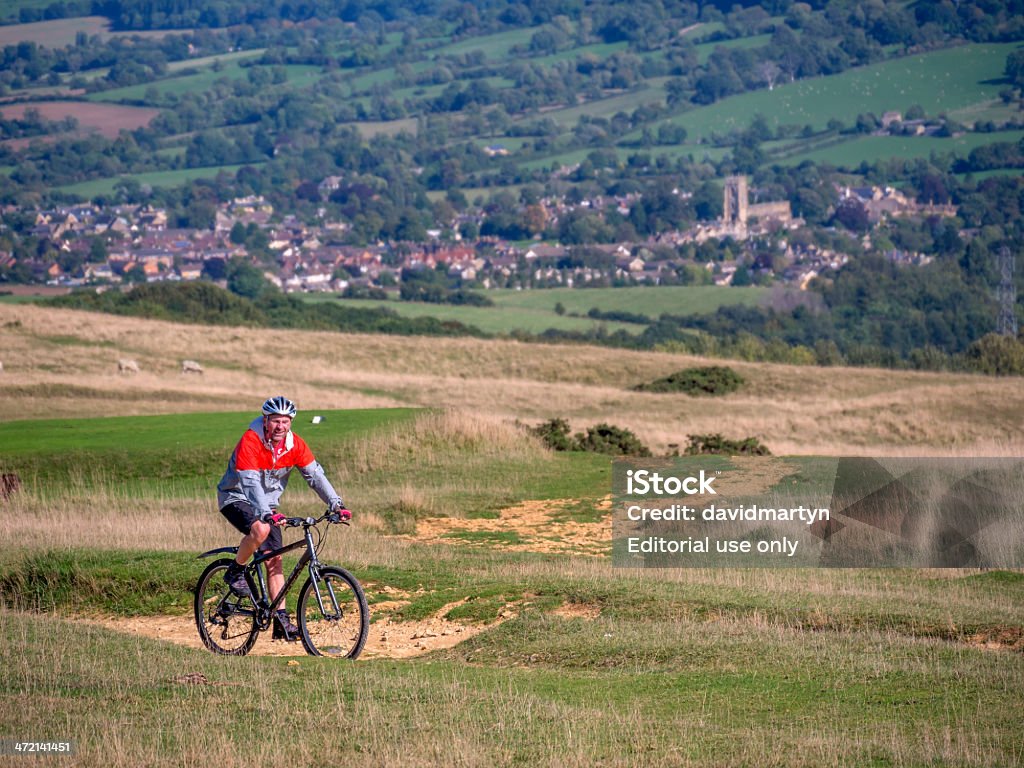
[{"x1": 198, "y1": 516, "x2": 345, "y2": 631}]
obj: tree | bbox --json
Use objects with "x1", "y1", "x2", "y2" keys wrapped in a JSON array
[{"x1": 227, "y1": 259, "x2": 272, "y2": 300}]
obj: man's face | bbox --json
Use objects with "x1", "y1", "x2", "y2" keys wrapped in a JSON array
[{"x1": 264, "y1": 414, "x2": 293, "y2": 444}]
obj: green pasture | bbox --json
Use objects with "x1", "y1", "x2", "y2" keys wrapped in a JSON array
[
  {"x1": 533, "y1": 79, "x2": 670, "y2": 127},
  {"x1": 0, "y1": 409, "x2": 411, "y2": 493},
  {"x1": 430, "y1": 25, "x2": 538, "y2": 60},
  {"x1": 644, "y1": 42, "x2": 1020, "y2": 144},
  {"x1": 299, "y1": 294, "x2": 646, "y2": 336},
  {"x1": 58, "y1": 163, "x2": 261, "y2": 198},
  {"x1": 164, "y1": 48, "x2": 265, "y2": 73},
  {"x1": 693, "y1": 32, "x2": 773, "y2": 64},
  {"x1": 489, "y1": 285, "x2": 768, "y2": 319},
  {"x1": 775, "y1": 129, "x2": 1024, "y2": 169},
  {"x1": 88, "y1": 62, "x2": 322, "y2": 103}
]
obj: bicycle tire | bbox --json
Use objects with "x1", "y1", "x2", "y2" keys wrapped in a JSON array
[
  {"x1": 296, "y1": 566, "x2": 369, "y2": 659},
  {"x1": 194, "y1": 558, "x2": 260, "y2": 656}
]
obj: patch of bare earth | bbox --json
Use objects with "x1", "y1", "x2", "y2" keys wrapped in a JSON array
[
  {"x1": 68, "y1": 594, "x2": 504, "y2": 659},
  {"x1": 415, "y1": 458, "x2": 795, "y2": 558},
  {"x1": 411, "y1": 496, "x2": 614, "y2": 557},
  {"x1": 551, "y1": 602, "x2": 601, "y2": 620}
]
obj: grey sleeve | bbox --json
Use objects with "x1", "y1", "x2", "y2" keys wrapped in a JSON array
[
  {"x1": 299, "y1": 461, "x2": 343, "y2": 509},
  {"x1": 238, "y1": 469, "x2": 273, "y2": 518}
]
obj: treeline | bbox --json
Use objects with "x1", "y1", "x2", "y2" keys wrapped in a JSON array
[{"x1": 48, "y1": 281, "x2": 489, "y2": 337}]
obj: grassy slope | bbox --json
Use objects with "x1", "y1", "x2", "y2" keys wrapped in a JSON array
[{"x1": 0, "y1": 301, "x2": 1022, "y2": 765}]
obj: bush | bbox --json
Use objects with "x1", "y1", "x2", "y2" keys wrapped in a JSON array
[
  {"x1": 634, "y1": 366, "x2": 744, "y2": 395},
  {"x1": 960, "y1": 333, "x2": 1024, "y2": 376},
  {"x1": 684, "y1": 433, "x2": 770, "y2": 456},
  {"x1": 529, "y1": 418, "x2": 651, "y2": 456},
  {"x1": 575, "y1": 423, "x2": 652, "y2": 457},
  {"x1": 529, "y1": 418, "x2": 576, "y2": 452}
]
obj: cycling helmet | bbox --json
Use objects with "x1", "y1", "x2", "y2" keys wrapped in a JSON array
[{"x1": 261, "y1": 396, "x2": 297, "y2": 418}]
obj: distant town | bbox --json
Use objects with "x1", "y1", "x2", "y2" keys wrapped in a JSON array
[{"x1": 2, "y1": 174, "x2": 957, "y2": 296}]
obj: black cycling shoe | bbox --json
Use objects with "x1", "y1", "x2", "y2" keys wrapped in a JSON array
[
  {"x1": 272, "y1": 610, "x2": 300, "y2": 641},
  {"x1": 223, "y1": 564, "x2": 252, "y2": 599}
]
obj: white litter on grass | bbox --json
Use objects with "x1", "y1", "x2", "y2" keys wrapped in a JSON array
[{"x1": 311, "y1": 415, "x2": 323, "y2": 424}]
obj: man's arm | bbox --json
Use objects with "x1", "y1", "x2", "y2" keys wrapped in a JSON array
[{"x1": 298, "y1": 460, "x2": 344, "y2": 510}]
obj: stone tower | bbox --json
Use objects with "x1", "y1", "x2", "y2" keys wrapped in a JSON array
[{"x1": 723, "y1": 175, "x2": 749, "y2": 226}]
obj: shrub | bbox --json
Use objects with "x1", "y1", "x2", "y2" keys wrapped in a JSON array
[
  {"x1": 634, "y1": 365, "x2": 744, "y2": 395},
  {"x1": 684, "y1": 433, "x2": 771, "y2": 456},
  {"x1": 575, "y1": 423, "x2": 652, "y2": 457},
  {"x1": 529, "y1": 418, "x2": 651, "y2": 456},
  {"x1": 527, "y1": 418, "x2": 576, "y2": 452}
]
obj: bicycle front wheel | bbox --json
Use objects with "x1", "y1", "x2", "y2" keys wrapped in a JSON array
[
  {"x1": 194, "y1": 558, "x2": 259, "y2": 656},
  {"x1": 296, "y1": 566, "x2": 369, "y2": 659}
]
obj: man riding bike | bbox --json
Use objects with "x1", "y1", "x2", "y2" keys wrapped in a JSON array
[{"x1": 217, "y1": 396, "x2": 351, "y2": 641}]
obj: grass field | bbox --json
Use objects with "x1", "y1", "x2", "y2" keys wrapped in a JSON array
[
  {"x1": 0, "y1": 302, "x2": 1022, "y2": 766},
  {"x1": 58, "y1": 163, "x2": 261, "y2": 197},
  {"x1": 776, "y1": 129, "x2": 1024, "y2": 168},
  {"x1": 643, "y1": 43, "x2": 1019, "y2": 144},
  {"x1": 489, "y1": 285, "x2": 768, "y2": 318},
  {"x1": 301, "y1": 294, "x2": 646, "y2": 335},
  {"x1": 299, "y1": 286, "x2": 766, "y2": 335},
  {"x1": 88, "y1": 62, "x2": 322, "y2": 103}
]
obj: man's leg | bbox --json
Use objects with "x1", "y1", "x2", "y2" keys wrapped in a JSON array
[
  {"x1": 266, "y1": 555, "x2": 285, "y2": 606},
  {"x1": 235, "y1": 521, "x2": 270, "y2": 565}
]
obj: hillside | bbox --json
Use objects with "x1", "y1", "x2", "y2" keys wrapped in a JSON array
[{"x1": 3, "y1": 303, "x2": 1022, "y2": 455}]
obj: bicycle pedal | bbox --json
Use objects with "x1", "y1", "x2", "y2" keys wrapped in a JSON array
[{"x1": 272, "y1": 615, "x2": 300, "y2": 642}]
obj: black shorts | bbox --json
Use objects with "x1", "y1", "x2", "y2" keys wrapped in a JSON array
[{"x1": 220, "y1": 500, "x2": 282, "y2": 553}]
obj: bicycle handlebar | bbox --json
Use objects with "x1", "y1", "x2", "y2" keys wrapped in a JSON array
[{"x1": 283, "y1": 510, "x2": 351, "y2": 528}]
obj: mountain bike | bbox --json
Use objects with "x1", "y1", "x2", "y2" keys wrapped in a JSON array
[{"x1": 193, "y1": 510, "x2": 369, "y2": 658}]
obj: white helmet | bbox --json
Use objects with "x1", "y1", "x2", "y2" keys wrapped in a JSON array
[{"x1": 261, "y1": 396, "x2": 297, "y2": 418}]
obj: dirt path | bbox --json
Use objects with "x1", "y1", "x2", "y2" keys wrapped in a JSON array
[
  {"x1": 410, "y1": 457, "x2": 797, "y2": 557},
  {"x1": 73, "y1": 597, "x2": 500, "y2": 659},
  {"x1": 411, "y1": 497, "x2": 613, "y2": 556}
]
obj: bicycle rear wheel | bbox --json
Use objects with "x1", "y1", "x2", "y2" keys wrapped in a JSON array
[
  {"x1": 296, "y1": 566, "x2": 369, "y2": 659},
  {"x1": 194, "y1": 558, "x2": 259, "y2": 656}
]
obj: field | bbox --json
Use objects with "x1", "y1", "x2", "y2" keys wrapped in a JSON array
[
  {"x1": 0, "y1": 100, "x2": 159, "y2": 138},
  {"x1": 58, "y1": 163, "x2": 261, "y2": 198},
  {"x1": 0, "y1": 303, "x2": 1022, "y2": 766},
  {"x1": 639, "y1": 43, "x2": 1019, "y2": 143},
  {"x1": 302, "y1": 287, "x2": 766, "y2": 336},
  {"x1": 0, "y1": 16, "x2": 188, "y2": 47}
]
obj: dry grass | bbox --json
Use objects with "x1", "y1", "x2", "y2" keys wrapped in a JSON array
[{"x1": 2, "y1": 304, "x2": 1022, "y2": 456}]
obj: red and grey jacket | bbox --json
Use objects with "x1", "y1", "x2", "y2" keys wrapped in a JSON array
[{"x1": 217, "y1": 418, "x2": 342, "y2": 518}]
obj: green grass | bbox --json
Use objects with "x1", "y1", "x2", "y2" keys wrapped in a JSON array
[
  {"x1": 164, "y1": 49, "x2": 265, "y2": 74},
  {"x1": 88, "y1": 62, "x2": 321, "y2": 103},
  {"x1": 693, "y1": 32, "x2": 773, "y2": 64},
  {"x1": 0, "y1": 408, "x2": 419, "y2": 496},
  {"x1": 58, "y1": 164, "x2": 262, "y2": 198},
  {"x1": 644, "y1": 42, "x2": 1020, "y2": 144},
  {"x1": 1, "y1": 406, "x2": 1023, "y2": 765},
  {"x1": 489, "y1": 285, "x2": 769, "y2": 319},
  {"x1": 430, "y1": 26, "x2": 538, "y2": 60},
  {"x1": 300, "y1": 295, "x2": 647, "y2": 335},
  {"x1": 775, "y1": 129, "x2": 1024, "y2": 168},
  {"x1": 298, "y1": 287, "x2": 767, "y2": 351}
]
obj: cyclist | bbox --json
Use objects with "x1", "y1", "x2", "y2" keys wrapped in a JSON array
[{"x1": 217, "y1": 396, "x2": 351, "y2": 641}]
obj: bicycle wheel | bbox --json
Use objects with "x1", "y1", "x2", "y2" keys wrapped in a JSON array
[
  {"x1": 194, "y1": 558, "x2": 259, "y2": 656},
  {"x1": 296, "y1": 566, "x2": 369, "y2": 659}
]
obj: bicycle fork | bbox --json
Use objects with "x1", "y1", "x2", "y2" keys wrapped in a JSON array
[{"x1": 308, "y1": 564, "x2": 343, "y2": 621}]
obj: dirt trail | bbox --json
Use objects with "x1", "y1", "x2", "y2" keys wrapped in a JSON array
[
  {"x1": 67, "y1": 460, "x2": 797, "y2": 656},
  {"x1": 410, "y1": 457, "x2": 796, "y2": 557},
  {"x1": 73, "y1": 597, "x2": 500, "y2": 659},
  {"x1": 411, "y1": 496, "x2": 613, "y2": 556}
]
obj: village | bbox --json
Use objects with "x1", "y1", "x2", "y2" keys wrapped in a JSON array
[{"x1": 0, "y1": 175, "x2": 955, "y2": 296}]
